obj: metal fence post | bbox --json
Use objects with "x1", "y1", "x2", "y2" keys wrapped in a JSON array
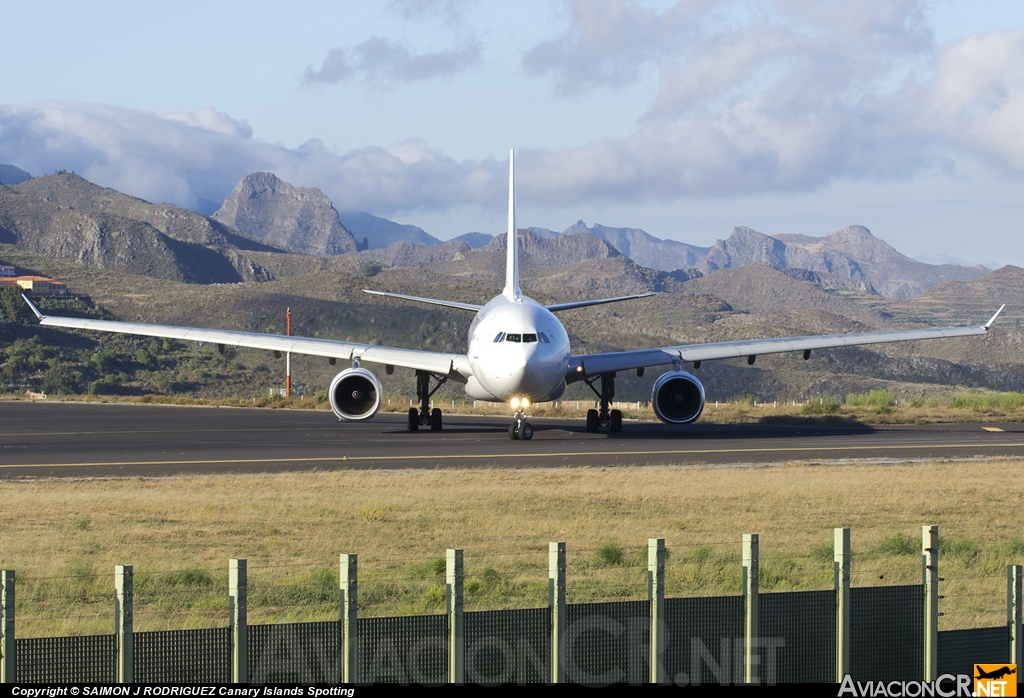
[
  {"x1": 549, "y1": 542, "x2": 566, "y2": 684},
  {"x1": 922, "y1": 526, "x2": 938, "y2": 682},
  {"x1": 340, "y1": 554, "x2": 358, "y2": 683},
  {"x1": 115, "y1": 565, "x2": 133, "y2": 684},
  {"x1": 834, "y1": 528, "x2": 851, "y2": 682},
  {"x1": 447, "y1": 549, "x2": 463, "y2": 684},
  {"x1": 1009, "y1": 565, "x2": 1022, "y2": 669},
  {"x1": 742, "y1": 534, "x2": 759, "y2": 684},
  {"x1": 230, "y1": 559, "x2": 248, "y2": 684},
  {"x1": 1, "y1": 571, "x2": 13, "y2": 684},
  {"x1": 649, "y1": 538, "x2": 665, "y2": 685}
]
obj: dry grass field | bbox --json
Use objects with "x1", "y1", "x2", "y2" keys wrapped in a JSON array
[
  {"x1": 10, "y1": 387, "x2": 1024, "y2": 426},
  {"x1": 2, "y1": 459, "x2": 1022, "y2": 638}
]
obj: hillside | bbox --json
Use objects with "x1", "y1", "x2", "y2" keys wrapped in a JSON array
[
  {"x1": 1, "y1": 173, "x2": 277, "y2": 283},
  {"x1": 339, "y1": 210, "x2": 440, "y2": 250}
]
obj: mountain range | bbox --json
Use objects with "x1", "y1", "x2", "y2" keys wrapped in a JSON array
[{"x1": 0, "y1": 164, "x2": 991, "y2": 300}]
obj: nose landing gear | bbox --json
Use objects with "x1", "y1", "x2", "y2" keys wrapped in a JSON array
[{"x1": 508, "y1": 407, "x2": 534, "y2": 440}]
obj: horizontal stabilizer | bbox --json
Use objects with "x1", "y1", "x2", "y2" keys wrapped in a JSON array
[
  {"x1": 363, "y1": 289, "x2": 483, "y2": 312},
  {"x1": 546, "y1": 292, "x2": 657, "y2": 313}
]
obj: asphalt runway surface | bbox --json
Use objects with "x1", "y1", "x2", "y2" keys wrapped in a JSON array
[{"x1": 2, "y1": 401, "x2": 1024, "y2": 478}]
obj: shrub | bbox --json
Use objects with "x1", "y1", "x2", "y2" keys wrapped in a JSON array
[
  {"x1": 595, "y1": 541, "x2": 625, "y2": 566},
  {"x1": 802, "y1": 395, "x2": 841, "y2": 415},
  {"x1": 879, "y1": 533, "x2": 916, "y2": 556}
]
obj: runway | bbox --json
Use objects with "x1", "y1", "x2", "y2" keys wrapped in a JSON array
[{"x1": 2, "y1": 401, "x2": 1023, "y2": 478}]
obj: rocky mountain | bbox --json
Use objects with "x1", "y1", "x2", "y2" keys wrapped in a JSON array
[
  {"x1": 214, "y1": 172, "x2": 358, "y2": 256},
  {"x1": 338, "y1": 210, "x2": 439, "y2": 250},
  {"x1": 564, "y1": 221, "x2": 710, "y2": 271},
  {"x1": 696, "y1": 225, "x2": 988, "y2": 298},
  {"x1": 362, "y1": 240, "x2": 471, "y2": 268},
  {"x1": 0, "y1": 173, "x2": 275, "y2": 283},
  {"x1": 485, "y1": 229, "x2": 621, "y2": 266},
  {"x1": 450, "y1": 232, "x2": 493, "y2": 249},
  {"x1": 0, "y1": 163, "x2": 31, "y2": 185},
  {"x1": 509, "y1": 221, "x2": 987, "y2": 298}
]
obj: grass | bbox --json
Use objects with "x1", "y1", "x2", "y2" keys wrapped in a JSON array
[
  {"x1": 2, "y1": 459, "x2": 1023, "y2": 636},
  {"x1": 6, "y1": 387, "x2": 1024, "y2": 425}
]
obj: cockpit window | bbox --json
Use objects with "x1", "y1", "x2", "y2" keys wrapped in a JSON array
[
  {"x1": 523, "y1": 333, "x2": 538, "y2": 343},
  {"x1": 493, "y1": 332, "x2": 505, "y2": 343},
  {"x1": 538, "y1": 332, "x2": 550, "y2": 344},
  {"x1": 506, "y1": 333, "x2": 522, "y2": 343}
]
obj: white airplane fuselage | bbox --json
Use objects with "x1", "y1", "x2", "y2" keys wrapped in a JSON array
[{"x1": 465, "y1": 293, "x2": 571, "y2": 403}]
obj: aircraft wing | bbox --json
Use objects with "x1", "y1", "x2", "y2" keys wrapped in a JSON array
[
  {"x1": 567, "y1": 306, "x2": 1004, "y2": 380},
  {"x1": 22, "y1": 296, "x2": 472, "y2": 381}
]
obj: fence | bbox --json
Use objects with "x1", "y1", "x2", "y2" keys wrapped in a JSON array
[{"x1": 2, "y1": 527, "x2": 1021, "y2": 685}]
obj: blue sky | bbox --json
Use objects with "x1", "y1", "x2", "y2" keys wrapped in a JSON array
[{"x1": 1, "y1": 1, "x2": 1022, "y2": 267}]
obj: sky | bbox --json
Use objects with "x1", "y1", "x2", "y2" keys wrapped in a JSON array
[{"x1": 1, "y1": 0, "x2": 1022, "y2": 267}]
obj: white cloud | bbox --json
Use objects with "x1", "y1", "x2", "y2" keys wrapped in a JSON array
[
  {"x1": 513, "y1": 0, "x2": 1024, "y2": 204},
  {"x1": 917, "y1": 28, "x2": 1024, "y2": 171},
  {"x1": 0, "y1": 102, "x2": 503, "y2": 214},
  {"x1": 303, "y1": 37, "x2": 482, "y2": 85},
  {"x1": 1, "y1": 3, "x2": 1022, "y2": 220}
]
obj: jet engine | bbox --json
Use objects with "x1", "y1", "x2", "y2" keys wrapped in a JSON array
[
  {"x1": 329, "y1": 367, "x2": 382, "y2": 421},
  {"x1": 651, "y1": 371, "x2": 706, "y2": 424}
]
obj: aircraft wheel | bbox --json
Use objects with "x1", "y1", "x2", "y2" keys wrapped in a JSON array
[
  {"x1": 430, "y1": 408, "x2": 443, "y2": 431},
  {"x1": 586, "y1": 409, "x2": 599, "y2": 433},
  {"x1": 508, "y1": 423, "x2": 520, "y2": 440},
  {"x1": 408, "y1": 408, "x2": 419, "y2": 431},
  {"x1": 610, "y1": 409, "x2": 623, "y2": 433},
  {"x1": 518, "y1": 421, "x2": 534, "y2": 441}
]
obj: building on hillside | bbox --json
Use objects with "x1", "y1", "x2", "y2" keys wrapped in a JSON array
[{"x1": 0, "y1": 275, "x2": 68, "y2": 296}]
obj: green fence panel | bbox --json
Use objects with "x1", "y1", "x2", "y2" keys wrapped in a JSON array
[
  {"x1": 664, "y1": 595, "x2": 744, "y2": 686},
  {"x1": 248, "y1": 621, "x2": 338, "y2": 684},
  {"x1": 759, "y1": 589, "x2": 835, "y2": 683},
  {"x1": 16, "y1": 635, "x2": 116, "y2": 683},
  {"x1": 359, "y1": 614, "x2": 447, "y2": 685},
  {"x1": 135, "y1": 627, "x2": 231, "y2": 683},
  {"x1": 851, "y1": 585, "x2": 923, "y2": 681},
  {"x1": 464, "y1": 607, "x2": 549, "y2": 684},
  {"x1": 565, "y1": 600, "x2": 649, "y2": 685},
  {"x1": 938, "y1": 627, "x2": 1010, "y2": 678}
]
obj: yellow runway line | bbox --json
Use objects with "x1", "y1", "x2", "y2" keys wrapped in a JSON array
[{"x1": 3, "y1": 441, "x2": 1024, "y2": 470}]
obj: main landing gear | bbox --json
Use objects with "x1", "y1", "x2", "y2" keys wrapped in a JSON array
[
  {"x1": 508, "y1": 406, "x2": 534, "y2": 441},
  {"x1": 407, "y1": 370, "x2": 448, "y2": 432},
  {"x1": 583, "y1": 372, "x2": 623, "y2": 433}
]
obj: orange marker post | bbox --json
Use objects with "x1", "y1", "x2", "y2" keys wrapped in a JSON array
[{"x1": 286, "y1": 308, "x2": 292, "y2": 399}]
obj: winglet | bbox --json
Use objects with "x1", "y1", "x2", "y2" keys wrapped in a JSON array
[
  {"x1": 502, "y1": 148, "x2": 521, "y2": 300},
  {"x1": 984, "y1": 304, "x2": 1005, "y2": 329},
  {"x1": 21, "y1": 294, "x2": 44, "y2": 320}
]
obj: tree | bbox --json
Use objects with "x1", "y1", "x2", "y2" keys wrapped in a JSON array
[{"x1": 0, "y1": 286, "x2": 30, "y2": 324}]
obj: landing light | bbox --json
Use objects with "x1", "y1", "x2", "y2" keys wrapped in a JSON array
[
  {"x1": 522, "y1": 398, "x2": 530, "y2": 408},
  {"x1": 510, "y1": 397, "x2": 520, "y2": 409}
]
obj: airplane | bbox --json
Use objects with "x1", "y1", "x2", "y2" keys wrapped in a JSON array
[
  {"x1": 975, "y1": 665, "x2": 1016, "y2": 680},
  {"x1": 23, "y1": 149, "x2": 1005, "y2": 441}
]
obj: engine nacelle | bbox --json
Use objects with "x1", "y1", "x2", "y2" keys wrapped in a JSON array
[
  {"x1": 329, "y1": 367, "x2": 382, "y2": 421},
  {"x1": 651, "y1": 371, "x2": 706, "y2": 424}
]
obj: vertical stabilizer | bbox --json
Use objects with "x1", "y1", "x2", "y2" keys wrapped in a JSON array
[{"x1": 503, "y1": 148, "x2": 521, "y2": 299}]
